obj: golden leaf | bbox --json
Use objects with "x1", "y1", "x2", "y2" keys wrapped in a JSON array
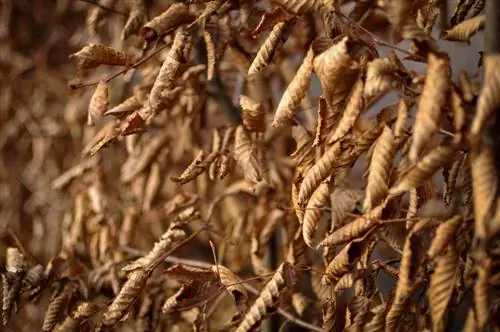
[
  {"x1": 443, "y1": 14, "x2": 485, "y2": 42},
  {"x1": 390, "y1": 144, "x2": 457, "y2": 195},
  {"x1": 87, "y1": 81, "x2": 108, "y2": 126},
  {"x1": 322, "y1": 239, "x2": 366, "y2": 286},
  {"x1": 234, "y1": 262, "x2": 295, "y2": 332},
  {"x1": 149, "y1": 29, "x2": 192, "y2": 114},
  {"x1": 471, "y1": 143, "x2": 499, "y2": 240},
  {"x1": 471, "y1": 55, "x2": 500, "y2": 137},
  {"x1": 70, "y1": 44, "x2": 135, "y2": 70},
  {"x1": 141, "y1": 3, "x2": 195, "y2": 41},
  {"x1": 313, "y1": 37, "x2": 359, "y2": 114},
  {"x1": 234, "y1": 126, "x2": 262, "y2": 185},
  {"x1": 328, "y1": 76, "x2": 365, "y2": 144},
  {"x1": 103, "y1": 269, "x2": 148, "y2": 326},
  {"x1": 428, "y1": 215, "x2": 463, "y2": 259},
  {"x1": 248, "y1": 20, "x2": 294, "y2": 76},
  {"x1": 303, "y1": 180, "x2": 331, "y2": 248},
  {"x1": 272, "y1": 48, "x2": 314, "y2": 128},
  {"x1": 363, "y1": 126, "x2": 396, "y2": 212},
  {"x1": 298, "y1": 142, "x2": 341, "y2": 206},
  {"x1": 318, "y1": 202, "x2": 385, "y2": 248},
  {"x1": 364, "y1": 56, "x2": 401, "y2": 100},
  {"x1": 428, "y1": 245, "x2": 459, "y2": 331},
  {"x1": 410, "y1": 53, "x2": 450, "y2": 162},
  {"x1": 240, "y1": 94, "x2": 266, "y2": 133}
]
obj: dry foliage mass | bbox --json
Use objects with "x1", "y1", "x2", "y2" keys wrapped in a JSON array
[{"x1": 1, "y1": 0, "x2": 500, "y2": 331}]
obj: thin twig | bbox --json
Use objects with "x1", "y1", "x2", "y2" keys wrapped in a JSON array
[
  {"x1": 79, "y1": 0, "x2": 128, "y2": 16},
  {"x1": 335, "y1": 11, "x2": 418, "y2": 58}
]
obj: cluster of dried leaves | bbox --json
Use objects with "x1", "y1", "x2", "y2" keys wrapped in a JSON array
[{"x1": 1, "y1": 0, "x2": 499, "y2": 331}]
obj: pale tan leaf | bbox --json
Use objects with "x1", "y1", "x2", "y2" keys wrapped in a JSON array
[
  {"x1": 390, "y1": 144, "x2": 457, "y2": 195},
  {"x1": 471, "y1": 55, "x2": 500, "y2": 137},
  {"x1": 394, "y1": 98, "x2": 409, "y2": 138},
  {"x1": 322, "y1": 240, "x2": 366, "y2": 286},
  {"x1": 149, "y1": 29, "x2": 192, "y2": 114},
  {"x1": 87, "y1": 81, "x2": 108, "y2": 126},
  {"x1": 122, "y1": 7, "x2": 147, "y2": 41},
  {"x1": 328, "y1": 76, "x2": 365, "y2": 144},
  {"x1": 123, "y1": 215, "x2": 190, "y2": 271},
  {"x1": 451, "y1": 0, "x2": 475, "y2": 25},
  {"x1": 471, "y1": 143, "x2": 499, "y2": 239},
  {"x1": 443, "y1": 152, "x2": 465, "y2": 206},
  {"x1": 318, "y1": 202, "x2": 385, "y2": 248},
  {"x1": 120, "y1": 133, "x2": 168, "y2": 183},
  {"x1": 443, "y1": 15, "x2": 485, "y2": 42},
  {"x1": 410, "y1": 53, "x2": 450, "y2": 162},
  {"x1": 42, "y1": 283, "x2": 72, "y2": 331},
  {"x1": 313, "y1": 37, "x2": 359, "y2": 115},
  {"x1": 428, "y1": 245, "x2": 459, "y2": 331},
  {"x1": 171, "y1": 150, "x2": 218, "y2": 185},
  {"x1": 248, "y1": 20, "x2": 293, "y2": 76},
  {"x1": 273, "y1": 48, "x2": 314, "y2": 128},
  {"x1": 103, "y1": 269, "x2": 148, "y2": 326},
  {"x1": 364, "y1": 126, "x2": 396, "y2": 212},
  {"x1": 474, "y1": 258, "x2": 491, "y2": 330},
  {"x1": 234, "y1": 262, "x2": 296, "y2": 332},
  {"x1": 212, "y1": 265, "x2": 248, "y2": 313},
  {"x1": 303, "y1": 180, "x2": 331, "y2": 247},
  {"x1": 333, "y1": 269, "x2": 371, "y2": 292},
  {"x1": 104, "y1": 95, "x2": 141, "y2": 117},
  {"x1": 234, "y1": 126, "x2": 261, "y2": 185},
  {"x1": 70, "y1": 44, "x2": 135, "y2": 70},
  {"x1": 298, "y1": 142, "x2": 341, "y2": 206},
  {"x1": 428, "y1": 215, "x2": 463, "y2": 259},
  {"x1": 240, "y1": 95, "x2": 266, "y2": 133},
  {"x1": 141, "y1": 3, "x2": 195, "y2": 40},
  {"x1": 364, "y1": 57, "x2": 401, "y2": 100},
  {"x1": 251, "y1": 7, "x2": 292, "y2": 37},
  {"x1": 386, "y1": 220, "x2": 429, "y2": 331}
]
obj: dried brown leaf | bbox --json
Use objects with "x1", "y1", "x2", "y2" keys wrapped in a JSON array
[
  {"x1": 70, "y1": 44, "x2": 135, "y2": 70},
  {"x1": 149, "y1": 29, "x2": 192, "y2": 114},
  {"x1": 471, "y1": 55, "x2": 500, "y2": 137},
  {"x1": 298, "y1": 142, "x2": 341, "y2": 206},
  {"x1": 428, "y1": 215, "x2": 463, "y2": 259},
  {"x1": 248, "y1": 20, "x2": 293, "y2": 76},
  {"x1": 471, "y1": 143, "x2": 499, "y2": 239},
  {"x1": 428, "y1": 245, "x2": 459, "y2": 331},
  {"x1": 272, "y1": 48, "x2": 314, "y2": 128},
  {"x1": 234, "y1": 262, "x2": 295, "y2": 332},
  {"x1": 390, "y1": 144, "x2": 457, "y2": 195},
  {"x1": 240, "y1": 95, "x2": 266, "y2": 133},
  {"x1": 87, "y1": 81, "x2": 108, "y2": 126},
  {"x1": 303, "y1": 180, "x2": 331, "y2": 247},
  {"x1": 443, "y1": 14, "x2": 485, "y2": 42},
  {"x1": 141, "y1": 3, "x2": 195, "y2": 41},
  {"x1": 328, "y1": 76, "x2": 365, "y2": 144},
  {"x1": 410, "y1": 53, "x2": 450, "y2": 161},
  {"x1": 103, "y1": 269, "x2": 148, "y2": 325},
  {"x1": 364, "y1": 126, "x2": 396, "y2": 212}
]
